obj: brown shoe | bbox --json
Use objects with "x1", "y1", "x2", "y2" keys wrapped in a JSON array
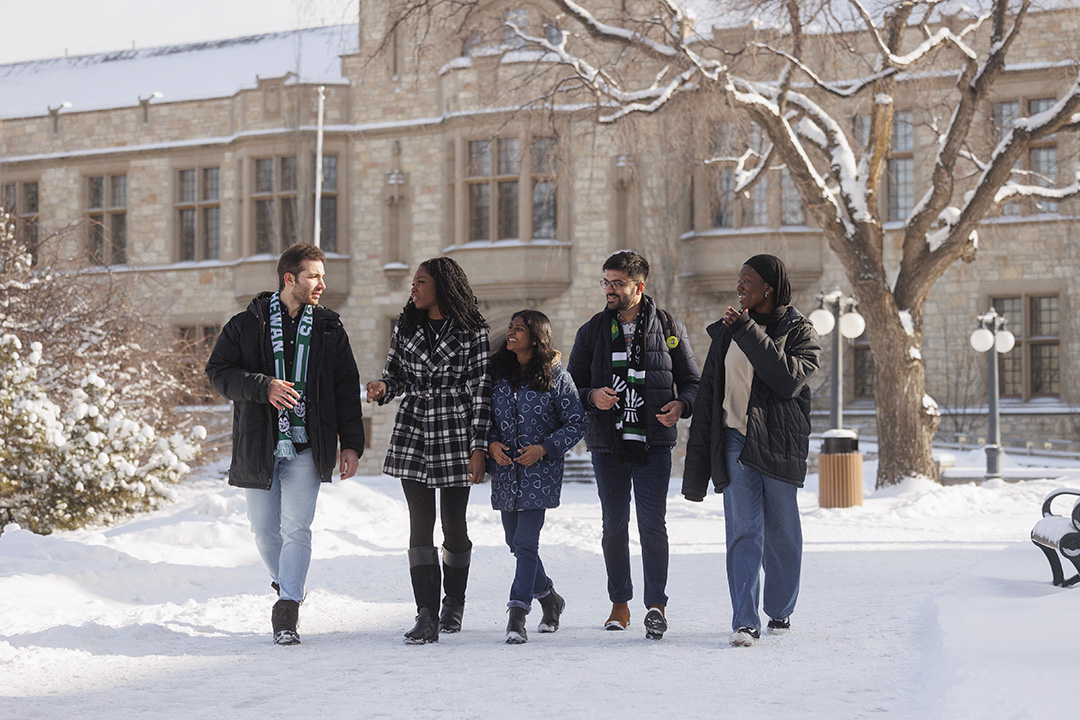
[{"x1": 604, "y1": 602, "x2": 630, "y2": 630}]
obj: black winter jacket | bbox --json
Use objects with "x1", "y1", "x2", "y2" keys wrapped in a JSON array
[
  {"x1": 567, "y1": 296, "x2": 700, "y2": 453},
  {"x1": 205, "y1": 293, "x2": 365, "y2": 489},
  {"x1": 682, "y1": 307, "x2": 820, "y2": 499}
]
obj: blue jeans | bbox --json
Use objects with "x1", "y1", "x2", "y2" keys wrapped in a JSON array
[
  {"x1": 591, "y1": 448, "x2": 672, "y2": 608},
  {"x1": 723, "y1": 428, "x2": 802, "y2": 632},
  {"x1": 245, "y1": 449, "x2": 322, "y2": 603},
  {"x1": 501, "y1": 509, "x2": 552, "y2": 611}
]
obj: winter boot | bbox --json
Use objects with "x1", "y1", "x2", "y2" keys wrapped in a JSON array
[
  {"x1": 439, "y1": 544, "x2": 471, "y2": 633},
  {"x1": 536, "y1": 586, "x2": 565, "y2": 633},
  {"x1": 644, "y1": 605, "x2": 667, "y2": 640},
  {"x1": 505, "y1": 606, "x2": 528, "y2": 644},
  {"x1": 404, "y1": 546, "x2": 441, "y2": 645},
  {"x1": 271, "y1": 599, "x2": 300, "y2": 646},
  {"x1": 604, "y1": 602, "x2": 630, "y2": 630}
]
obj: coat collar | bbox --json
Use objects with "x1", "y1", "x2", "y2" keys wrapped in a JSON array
[{"x1": 401, "y1": 318, "x2": 464, "y2": 370}]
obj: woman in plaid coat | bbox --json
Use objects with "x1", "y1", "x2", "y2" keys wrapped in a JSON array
[{"x1": 367, "y1": 257, "x2": 492, "y2": 644}]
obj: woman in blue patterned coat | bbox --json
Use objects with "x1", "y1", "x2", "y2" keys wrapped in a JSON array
[
  {"x1": 366, "y1": 257, "x2": 492, "y2": 644},
  {"x1": 488, "y1": 310, "x2": 587, "y2": 644}
]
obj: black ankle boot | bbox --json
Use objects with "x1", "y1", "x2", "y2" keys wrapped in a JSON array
[
  {"x1": 439, "y1": 545, "x2": 471, "y2": 633},
  {"x1": 537, "y1": 586, "x2": 565, "y2": 633},
  {"x1": 505, "y1": 606, "x2": 528, "y2": 644},
  {"x1": 271, "y1": 599, "x2": 300, "y2": 646},
  {"x1": 404, "y1": 607, "x2": 439, "y2": 644}
]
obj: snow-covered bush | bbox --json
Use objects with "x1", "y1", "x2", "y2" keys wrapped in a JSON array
[{"x1": 0, "y1": 211, "x2": 206, "y2": 534}]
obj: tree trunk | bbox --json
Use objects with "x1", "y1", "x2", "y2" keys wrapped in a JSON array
[{"x1": 859, "y1": 295, "x2": 940, "y2": 487}]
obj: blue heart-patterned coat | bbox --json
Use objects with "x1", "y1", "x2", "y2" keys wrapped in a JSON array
[{"x1": 487, "y1": 365, "x2": 588, "y2": 511}]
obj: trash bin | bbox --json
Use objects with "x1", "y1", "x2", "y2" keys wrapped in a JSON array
[{"x1": 818, "y1": 430, "x2": 863, "y2": 508}]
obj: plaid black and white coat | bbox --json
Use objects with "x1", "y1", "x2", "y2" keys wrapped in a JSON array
[{"x1": 377, "y1": 316, "x2": 493, "y2": 487}]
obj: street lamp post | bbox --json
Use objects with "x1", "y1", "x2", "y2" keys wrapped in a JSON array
[
  {"x1": 969, "y1": 307, "x2": 1015, "y2": 480},
  {"x1": 809, "y1": 289, "x2": 866, "y2": 430}
]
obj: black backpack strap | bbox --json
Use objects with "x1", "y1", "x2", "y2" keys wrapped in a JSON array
[
  {"x1": 585, "y1": 310, "x2": 607, "y2": 359},
  {"x1": 657, "y1": 308, "x2": 681, "y2": 353}
]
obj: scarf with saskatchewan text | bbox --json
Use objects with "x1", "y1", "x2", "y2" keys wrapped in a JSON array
[
  {"x1": 610, "y1": 311, "x2": 648, "y2": 466},
  {"x1": 269, "y1": 292, "x2": 313, "y2": 459}
]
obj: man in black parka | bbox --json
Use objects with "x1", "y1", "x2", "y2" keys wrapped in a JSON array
[
  {"x1": 206, "y1": 243, "x2": 365, "y2": 645},
  {"x1": 567, "y1": 251, "x2": 699, "y2": 640}
]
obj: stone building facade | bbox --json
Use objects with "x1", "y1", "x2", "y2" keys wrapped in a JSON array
[{"x1": 2, "y1": 3, "x2": 1079, "y2": 474}]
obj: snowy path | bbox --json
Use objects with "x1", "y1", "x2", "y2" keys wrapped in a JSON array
[{"x1": 2, "y1": 453, "x2": 1078, "y2": 719}]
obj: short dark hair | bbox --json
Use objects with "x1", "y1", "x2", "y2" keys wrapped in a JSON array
[
  {"x1": 277, "y1": 243, "x2": 326, "y2": 291},
  {"x1": 603, "y1": 251, "x2": 649, "y2": 282}
]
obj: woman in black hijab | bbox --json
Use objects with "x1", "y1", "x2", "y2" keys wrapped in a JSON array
[{"x1": 682, "y1": 254, "x2": 821, "y2": 647}]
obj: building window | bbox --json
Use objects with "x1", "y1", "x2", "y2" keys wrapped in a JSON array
[
  {"x1": 176, "y1": 167, "x2": 220, "y2": 262},
  {"x1": 253, "y1": 156, "x2": 299, "y2": 254},
  {"x1": 1028, "y1": 97, "x2": 1058, "y2": 214},
  {"x1": 463, "y1": 136, "x2": 556, "y2": 243},
  {"x1": 316, "y1": 154, "x2": 338, "y2": 252},
  {"x1": 2, "y1": 180, "x2": 40, "y2": 264},
  {"x1": 781, "y1": 168, "x2": 804, "y2": 225},
  {"x1": 543, "y1": 18, "x2": 563, "y2": 45},
  {"x1": 87, "y1": 174, "x2": 127, "y2": 266},
  {"x1": 502, "y1": 8, "x2": 527, "y2": 48},
  {"x1": 887, "y1": 111, "x2": 914, "y2": 221},
  {"x1": 991, "y1": 294, "x2": 1059, "y2": 399},
  {"x1": 711, "y1": 167, "x2": 735, "y2": 228},
  {"x1": 992, "y1": 101, "x2": 1023, "y2": 216}
]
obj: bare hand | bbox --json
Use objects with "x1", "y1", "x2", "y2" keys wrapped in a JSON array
[
  {"x1": 514, "y1": 445, "x2": 547, "y2": 467},
  {"x1": 656, "y1": 400, "x2": 685, "y2": 428},
  {"x1": 590, "y1": 387, "x2": 619, "y2": 410},
  {"x1": 339, "y1": 449, "x2": 359, "y2": 479},
  {"x1": 468, "y1": 449, "x2": 486, "y2": 484},
  {"x1": 268, "y1": 379, "x2": 301, "y2": 410},
  {"x1": 722, "y1": 306, "x2": 744, "y2": 327},
  {"x1": 489, "y1": 441, "x2": 512, "y2": 466},
  {"x1": 366, "y1": 380, "x2": 387, "y2": 403}
]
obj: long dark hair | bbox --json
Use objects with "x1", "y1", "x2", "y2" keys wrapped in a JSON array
[
  {"x1": 400, "y1": 257, "x2": 487, "y2": 332},
  {"x1": 490, "y1": 310, "x2": 558, "y2": 392}
]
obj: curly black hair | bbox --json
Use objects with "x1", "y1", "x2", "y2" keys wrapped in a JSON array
[
  {"x1": 490, "y1": 309, "x2": 557, "y2": 392},
  {"x1": 400, "y1": 257, "x2": 487, "y2": 332}
]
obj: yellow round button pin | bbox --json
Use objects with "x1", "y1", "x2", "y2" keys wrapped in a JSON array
[{"x1": 666, "y1": 336, "x2": 679, "y2": 349}]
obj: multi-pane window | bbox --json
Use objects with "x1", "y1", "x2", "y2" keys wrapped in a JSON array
[
  {"x1": 991, "y1": 294, "x2": 1060, "y2": 399},
  {"x1": 992, "y1": 101, "x2": 1023, "y2": 216},
  {"x1": 316, "y1": 155, "x2": 338, "y2": 252},
  {"x1": 177, "y1": 167, "x2": 220, "y2": 262},
  {"x1": 465, "y1": 136, "x2": 556, "y2": 243},
  {"x1": 887, "y1": 111, "x2": 914, "y2": 221},
  {"x1": 711, "y1": 168, "x2": 735, "y2": 228},
  {"x1": 1029, "y1": 97, "x2": 1058, "y2": 213},
  {"x1": 253, "y1": 156, "x2": 299, "y2": 254},
  {"x1": 745, "y1": 177, "x2": 769, "y2": 226},
  {"x1": 781, "y1": 169, "x2": 805, "y2": 225},
  {"x1": 87, "y1": 174, "x2": 127, "y2": 266},
  {"x1": 502, "y1": 8, "x2": 527, "y2": 48},
  {"x1": 2, "y1": 180, "x2": 40, "y2": 264}
]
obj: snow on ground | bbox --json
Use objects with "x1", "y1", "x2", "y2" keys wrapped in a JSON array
[{"x1": 2, "y1": 446, "x2": 1079, "y2": 719}]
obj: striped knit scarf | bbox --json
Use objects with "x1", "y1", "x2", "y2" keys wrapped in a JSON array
[
  {"x1": 610, "y1": 312, "x2": 648, "y2": 466},
  {"x1": 269, "y1": 292, "x2": 313, "y2": 460}
]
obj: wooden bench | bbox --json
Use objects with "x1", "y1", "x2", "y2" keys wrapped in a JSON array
[{"x1": 1030, "y1": 488, "x2": 1080, "y2": 587}]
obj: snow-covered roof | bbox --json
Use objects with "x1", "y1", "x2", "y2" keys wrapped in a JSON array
[
  {"x1": 0, "y1": 24, "x2": 358, "y2": 120},
  {"x1": 681, "y1": 0, "x2": 1076, "y2": 37}
]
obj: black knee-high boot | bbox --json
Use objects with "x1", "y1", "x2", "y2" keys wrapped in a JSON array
[
  {"x1": 405, "y1": 546, "x2": 440, "y2": 644},
  {"x1": 439, "y1": 544, "x2": 471, "y2": 633}
]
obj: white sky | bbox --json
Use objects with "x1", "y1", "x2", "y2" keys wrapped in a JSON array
[{"x1": 0, "y1": 0, "x2": 358, "y2": 65}]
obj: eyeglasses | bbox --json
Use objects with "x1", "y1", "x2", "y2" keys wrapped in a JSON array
[{"x1": 599, "y1": 279, "x2": 634, "y2": 290}]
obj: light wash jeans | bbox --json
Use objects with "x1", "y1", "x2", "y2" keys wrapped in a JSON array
[
  {"x1": 723, "y1": 428, "x2": 802, "y2": 632},
  {"x1": 245, "y1": 449, "x2": 322, "y2": 603}
]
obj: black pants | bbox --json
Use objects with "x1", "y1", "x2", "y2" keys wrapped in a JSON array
[{"x1": 401, "y1": 479, "x2": 471, "y2": 554}]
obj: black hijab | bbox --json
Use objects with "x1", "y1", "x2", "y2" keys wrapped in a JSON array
[{"x1": 743, "y1": 254, "x2": 791, "y2": 330}]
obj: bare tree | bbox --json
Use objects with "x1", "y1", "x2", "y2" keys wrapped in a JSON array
[{"x1": 376, "y1": 0, "x2": 1080, "y2": 487}]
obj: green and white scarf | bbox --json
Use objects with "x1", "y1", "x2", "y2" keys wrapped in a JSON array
[
  {"x1": 610, "y1": 313, "x2": 648, "y2": 466},
  {"x1": 270, "y1": 292, "x2": 313, "y2": 459}
]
